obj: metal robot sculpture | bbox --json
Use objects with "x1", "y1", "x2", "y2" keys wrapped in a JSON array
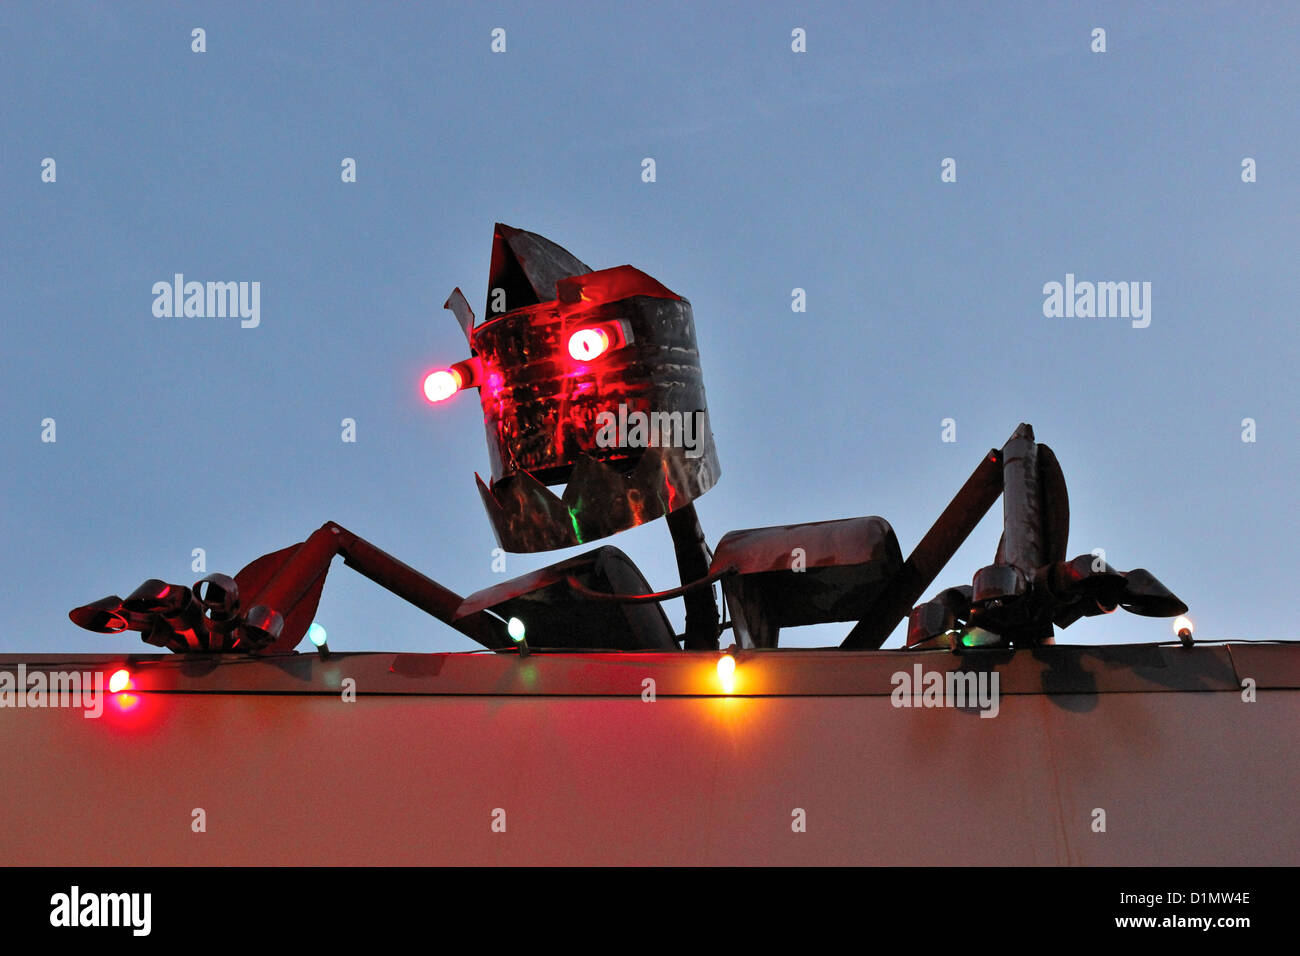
[{"x1": 70, "y1": 224, "x2": 1187, "y2": 654}]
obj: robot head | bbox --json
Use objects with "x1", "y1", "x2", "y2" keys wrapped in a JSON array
[{"x1": 424, "y1": 224, "x2": 720, "y2": 552}]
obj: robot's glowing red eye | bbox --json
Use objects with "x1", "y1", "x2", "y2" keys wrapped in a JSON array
[
  {"x1": 568, "y1": 328, "x2": 611, "y2": 362},
  {"x1": 423, "y1": 368, "x2": 463, "y2": 403}
]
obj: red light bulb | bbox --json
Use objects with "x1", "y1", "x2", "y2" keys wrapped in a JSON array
[
  {"x1": 423, "y1": 368, "x2": 463, "y2": 403},
  {"x1": 568, "y1": 328, "x2": 610, "y2": 362},
  {"x1": 108, "y1": 668, "x2": 131, "y2": 693}
]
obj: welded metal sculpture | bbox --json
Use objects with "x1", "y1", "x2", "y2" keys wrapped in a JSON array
[
  {"x1": 453, "y1": 225, "x2": 719, "y2": 552},
  {"x1": 70, "y1": 225, "x2": 1187, "y2": 654}
]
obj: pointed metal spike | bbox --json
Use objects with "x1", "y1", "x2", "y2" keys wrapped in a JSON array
[
  {"x1": 444, "y1": 287, "x2": 475, "y2": 343},
  {"x1": 487, "y1": 223, "x2": 592, "y2": 316},
  {"x1": 475, "y1": 472, "x2": 513, "y2": 551}
]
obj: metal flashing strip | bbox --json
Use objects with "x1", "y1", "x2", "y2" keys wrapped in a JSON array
[{"x1": 2, "y1": 643, "x2": 1287, "y2": 698}]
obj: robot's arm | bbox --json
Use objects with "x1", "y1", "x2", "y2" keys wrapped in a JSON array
[{"x1": 70, "y1": 522, "x2": 505, "y2": 653}]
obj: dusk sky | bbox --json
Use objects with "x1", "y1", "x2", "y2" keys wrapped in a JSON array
[{"x1": 3, "y1": 1, "x2": 1296, "y2": 654}]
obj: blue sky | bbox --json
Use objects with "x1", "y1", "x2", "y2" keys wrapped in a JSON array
[{"x1": 2, "y1": 1, "x2": 1296, "y2": 654}]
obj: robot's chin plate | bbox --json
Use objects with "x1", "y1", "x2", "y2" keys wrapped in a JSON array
[{"x1": 476, "y1": 445, "x2": 720, "y2": 553}]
